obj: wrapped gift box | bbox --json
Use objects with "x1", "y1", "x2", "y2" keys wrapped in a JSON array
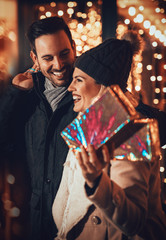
[
  {"x1": 61, "y1": 85, "x2": 137, "y2": 150},
  {"x1": 61, "y1": 85, "x2": 160, "y2": 161},
  {"x1": 112, "y1": 118, "x2": 161, "y2": 161}
]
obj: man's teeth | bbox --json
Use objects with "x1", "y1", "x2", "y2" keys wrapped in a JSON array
[{"x1": 52, "y1": 70, "x2": 65, "y2": 76}]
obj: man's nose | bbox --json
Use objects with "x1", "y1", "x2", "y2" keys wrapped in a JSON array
[{"x1": 52, "y1": 57, "x2": 63, "y2": 70}]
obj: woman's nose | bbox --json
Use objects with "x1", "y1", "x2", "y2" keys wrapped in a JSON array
[{"x1": 68, "y1": 81, "x2": 75, "y2": 92}]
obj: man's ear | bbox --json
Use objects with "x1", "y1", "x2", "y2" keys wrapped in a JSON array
[
  {"x1": 72, "y1": 40, "x2": 76, "y2": 57},
  {"x1": 30, "y1": 50, "x2": 38, "y2": 65}
]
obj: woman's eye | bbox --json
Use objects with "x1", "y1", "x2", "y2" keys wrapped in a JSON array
[{"x1": 76, "y1": 78, "x2": 83, "y2": 82}]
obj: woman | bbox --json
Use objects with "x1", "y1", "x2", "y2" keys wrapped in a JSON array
[{"x1": 52, "y1": 32, "x2": 166, "y2": 240}]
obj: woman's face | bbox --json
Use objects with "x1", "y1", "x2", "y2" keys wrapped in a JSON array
[{"x1": 68, "y1": 67, "x2": 102, "y2": 112}]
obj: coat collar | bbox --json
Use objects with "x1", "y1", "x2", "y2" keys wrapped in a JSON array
[{"x1": 52, "y1": 149, "x2": 92, "y2": 239}]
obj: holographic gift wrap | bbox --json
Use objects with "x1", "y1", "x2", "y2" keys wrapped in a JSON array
[
  {"x1": 61, "y1": 85, "x2": 139, "y2": 153},
  {"x1": 113, "y1": 119, "x2": 161, "y2": 161}
]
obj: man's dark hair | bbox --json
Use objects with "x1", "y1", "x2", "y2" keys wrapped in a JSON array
[{"x1": 27, "y1": 16, "x2": 73, "y2": 54}]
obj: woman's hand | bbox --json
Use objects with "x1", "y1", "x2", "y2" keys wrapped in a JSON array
[
  {"x1": 12, "y1": 64, "x2": 39, "y2": 90},
  {"x1": 76, "y1": 144, "x2": 110, "y2": 188}
]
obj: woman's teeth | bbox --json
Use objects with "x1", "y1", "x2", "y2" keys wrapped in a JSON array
[{"x1": 73, "y1": 95, "x2": 81, "y2": 102}]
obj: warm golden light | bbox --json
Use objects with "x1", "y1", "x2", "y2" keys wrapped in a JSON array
[
  {"x1": 138, "y1": 29, "x2": 144, "y2": 35},
  {"x1": 67, "y1": 8, "x2": 74, "y2": 15},
  {"x1": 50, "y1": 2, "x2": 56, "y2": 7},
  {"x1": 143, "y1": 20, "x2": 151, "y2": 29},
  {"x1": 146, "y1": 65, "x2": 152, "y2": 70},
  {"x1": 157, "y1": 75, "x2": 163, "y2": 81},
  {"x1": 154, "y1": 53, "x2": 158, "y2": 58},
  {"x1": 40, "y1": 15, "x2": 46, "y2": 19},
  {"x1": 136, "y1": 14, "x2": 144, "y2": 23},
  {"x1": 45, "y1": 11, "x2": 51, "y2": 17},
  {"x1": 150, "y1": 76, "x2": 156, "y2": 81},
  {"x1": 39, "y1": 6, "x2": 45, "y2": 11},
  {"x1": 67, "y1": 1, "x2": 74, "y2": 8},
  {"x1": 124, "y1": 19, "x2": 130, "y2": 24},
  {"x1": 153, "y1": 99, "x2": 159, "y2": 104},
  {"x1": 81, "y1": 35, "x2": 87, "y2": 41},
  {"x1": 149, "y1": 25, "x2": 156, "y2": 35},
  {"x1": 87, "y1": 1, "x2": 93, "y2": 7},
  {"x1": 82, "y1": 13, "x2": 87, "y2": 19},
  {"x1": 128, "y1": 7, "x2": 136, "y2": 16},
  {"x1": 160, "y1": 8, "x2": 165, "y2": 14},
  {"x1": 157, "y1": 54, "x2": 162, "y2": 60},
  {"x1": 159, "y1": 35, "x2": 165, "y2": 43},
  {"x1": 155, "y1": 88, "x2": 160, "y2": 93},
  {"x1": 152, "y1": 41, "x2": 158, "y2": 47},
  {"x1": 76, "y1": 12, "x2": 82, "y2": 17},
  {"x1": 155, "y1": 7, "x2": 161, "y2": 13},
  {"x1": 154, "y1": 30, "x2": 161, "y2": 38},
  {"x1": 84, "y1": 45, "x2": 90, "y2": 51},
  {"x1": 139, "y1": 6, "x2": 144, "y2": 11},
  {"x1": 86, "y1": 23, "x2": 91, "y2": 29},
  {"x1": 76, "y1": 45, "x2": 82, "y2": 52},
  {"x1": 160, "y1": 166, "x2": 165, "y2": 172},
  {"x1": 135, "y1": 85, "x2": 141, "y2": 91},
  {"x1": 157, "y1": 76, "x2": 162, "y2": 81},
  {"x1": 57, "y1": 10, "x2": 64, "y2": 16},
  {"x1": 161, "y1": 18, "x2": 166, "y2": 23}
]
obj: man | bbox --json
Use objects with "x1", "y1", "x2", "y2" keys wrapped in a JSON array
[{"x1": 0, "y1": 16, "x2": 77, "y2": 240}]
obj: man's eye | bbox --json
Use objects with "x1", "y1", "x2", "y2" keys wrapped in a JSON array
[
  {"x1": 60, "y1": 50, "x2": 70, "y2": 58},
  {"x1": 43, "y1": 57, "x2": 53, "y2": 61}
]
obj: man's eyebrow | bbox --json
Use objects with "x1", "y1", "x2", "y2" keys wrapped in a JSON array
[
  {"x1": 60, "y1": 48, "x2": 70, "y2": 53},
  {"x1": 41, "y1": 49, "x2": 70, "y2": 58},
  {"x1": 41, "y1": 54, "x2": 52, "y2": 59}
]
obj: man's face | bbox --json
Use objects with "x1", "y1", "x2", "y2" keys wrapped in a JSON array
[{"x1": 31, "y1": 30, "x2": 76, "y2": 87}]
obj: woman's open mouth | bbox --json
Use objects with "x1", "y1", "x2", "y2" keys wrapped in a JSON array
[{"x1": 73, "y1": 95, "x2": 81, "y2": 104}]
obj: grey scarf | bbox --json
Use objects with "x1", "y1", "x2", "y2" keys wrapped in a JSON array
[{"x1": 43, "y1": 78, "x2": 68, "y2": 112}]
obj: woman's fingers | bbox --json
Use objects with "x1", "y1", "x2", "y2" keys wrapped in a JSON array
[
  {"x1": 80, "y1": 145, "x2": 97, "y2": 172},
  {"x1": 76, "y1": 145, "x2": 102, "y2": 186},
  {"x1": 77, "y1": 144, "x2": 110, "y2": 172},
  {"x1": 76, "y1": 151, "x2": 87, "y2": 171},
  {"x1": 102, "y1": 144, "x2": 110, "y2": 163}
]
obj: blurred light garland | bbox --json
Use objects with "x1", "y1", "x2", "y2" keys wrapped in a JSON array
[
  {"x1": 117, "y1": 0, "x2": 166, "y2": 200},
  {"x1": 35, "y1": 1, "x2": 102, "y2": 56},
  {"x1": 117, "y1": 0, "x2": 166, "y2": 110}
]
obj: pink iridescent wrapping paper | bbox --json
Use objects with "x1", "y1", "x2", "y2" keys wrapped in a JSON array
[
  {"x1": 113, "y1": 119, "x2": 161, "y2": 161},
  {"x1": 61, "y1": 86, "x2": 161, "y2": 161}
]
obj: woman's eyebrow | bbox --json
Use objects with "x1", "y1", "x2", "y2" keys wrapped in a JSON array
[{"x1": 74, "y1": 75, "x2": 86, "y2": 79}]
